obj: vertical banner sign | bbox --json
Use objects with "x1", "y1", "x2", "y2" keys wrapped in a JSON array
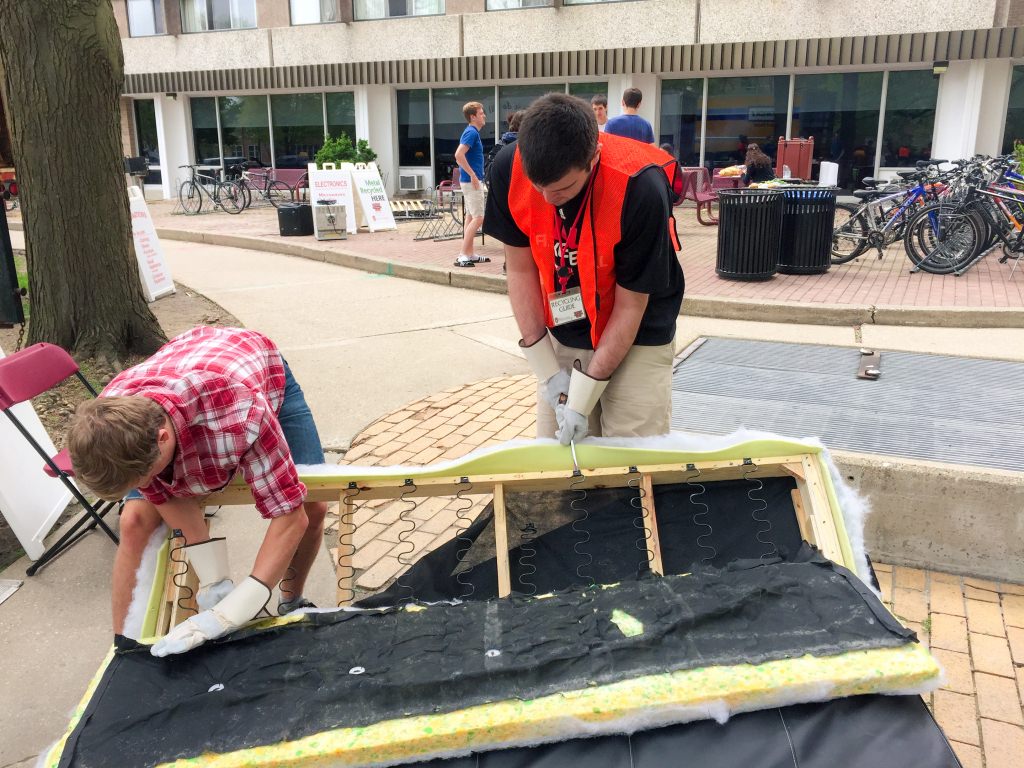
[
  {"x1": 349, "y1": 163, "x2": 397, "y2": 232},
  {"x1": 0, "y1": 343, "x2": 72, "y2": 561},
  {"x1": 128, "y1": 187, "x2": 175, "y2": 302},
  {"x1": 307, "y1": 163, "x2": 357, "y2": 235}
]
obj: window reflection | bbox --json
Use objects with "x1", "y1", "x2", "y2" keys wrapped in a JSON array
[
  {"x1": 398, "y1": 90, "x2": 431, "y2": 167},
  {"x1": 133, "y1": 99, "x2": 162, "y2": 184},
  {"x1": 218, "y1": 95, "x2": 271, "y2": 168},
  {"x1": 792, "y1": 72, "x2": 882, "y2": 189},
  {"x1": 659, "y1": 79, "x2": 703, "y2": 166},
  {"x1": 882, "y1": 71, "x2": 937, "y2": 167},
  {"x1": 432, "y1": 87, "x2": 495, "y2": 186},
  {"x1": 326, "y1": 92, "x2": 357, "y2": 144},
  {"x1": 1002, "y1": 66, "x2": 1024, "y2": 154},
  {"x1": 271, "y1": 94, "x2": 324, "y2": 169},
  {"x1": 190, "y1": 97, "x2": 220, "y2": 169},
  {"x1": 705, "y1": 76, "x2": 788, "y2": 168}
]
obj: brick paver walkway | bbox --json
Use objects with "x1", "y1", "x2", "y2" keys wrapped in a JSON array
[
  {"x1": 329, "y1": 374, "x2": 1024, "y2": 768},
  {"x1": 143, "y1": 200, "x2": 1024, "y2": 310}
]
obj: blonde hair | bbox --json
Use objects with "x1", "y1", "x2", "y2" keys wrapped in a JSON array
[{"x1": 67, "y1": 397, "x2": 166, "y2": 500}]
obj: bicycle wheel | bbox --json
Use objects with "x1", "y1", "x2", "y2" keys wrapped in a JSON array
[
  {"x1": 266, "y1": 180, "x2": 293, "y2": 208},
  {"x1": 217, "y1": 181, "x2": 245, "y2": 214},
  {"x1": 235, "y1": 179, "x2": 253, "y2": 210},
  {"x1": 830, "y1": 203, "x2": 868, "y2": 264},
  {"x1": 178, "y1": 180, "x2": 202, "y2": 215},
  {"x1": 903, "y1": 203, "x2": 982, "y2": 274}
]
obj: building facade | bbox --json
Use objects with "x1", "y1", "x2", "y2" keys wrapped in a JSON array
[{"x1": 113, "y1": 0, "x2": 1024, "y2": 198}]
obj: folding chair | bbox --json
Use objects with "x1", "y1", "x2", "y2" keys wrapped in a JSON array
[{"x1": 0, "y1": 342, "x2": 121, "y2": 576}]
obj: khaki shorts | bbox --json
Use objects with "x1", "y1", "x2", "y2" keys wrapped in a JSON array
[
  {"x1": 462, "y1": 185, "x2": 486, "y2": 218},
  {"x1": 535, "y1": 335, "x2": 675, "y2": 439}
]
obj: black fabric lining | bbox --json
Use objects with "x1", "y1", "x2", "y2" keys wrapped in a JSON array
[{"x1": 66, "y1": 555, "x2": 913, "y2": 768}]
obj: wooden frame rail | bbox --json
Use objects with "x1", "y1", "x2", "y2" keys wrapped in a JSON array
[{"x1": 192, "y1": 453, "x2": 843, "y2": 613}]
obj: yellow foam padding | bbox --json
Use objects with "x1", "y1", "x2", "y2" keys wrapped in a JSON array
[{"x1": 141, "y1": 643, "x2": 939, "y2": 768}]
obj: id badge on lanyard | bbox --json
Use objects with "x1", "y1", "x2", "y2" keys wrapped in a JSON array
[{"x1": 548, "y1": 286, "x2": 586, "y2": 326}]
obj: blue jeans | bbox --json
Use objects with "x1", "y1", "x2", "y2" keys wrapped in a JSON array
[{"x1": 126, "y1": 359, "x2": 323, "y2": 502}]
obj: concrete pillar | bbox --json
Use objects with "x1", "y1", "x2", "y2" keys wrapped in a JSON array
[
  {"x1": 932, "y1": 59, "x2": 1014, "y2": 161},
  {"x1": 156, "y1": 94, "x2": 191, "y2": 200},
  {"x1": 355, "y1": 85, "x2": 398, "y2": 194}
]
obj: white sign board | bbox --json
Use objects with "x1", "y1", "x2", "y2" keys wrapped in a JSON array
[
  {"x1": 0, "y1": 344, "x2": 72, "y2": 561},
  {"x1": 128, "y1": 187, "x2": 175, "y2": 302},
  {"x1": 350, "y1": 163, "x2": 396, "y2": 232},
  {"x1": 307, "y1": 163, "x2": 357, "y2": 235}
]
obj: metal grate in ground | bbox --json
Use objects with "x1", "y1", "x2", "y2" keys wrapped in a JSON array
[{"x1": 671, "y1": 338, "x2": 1024, "y2": 472}]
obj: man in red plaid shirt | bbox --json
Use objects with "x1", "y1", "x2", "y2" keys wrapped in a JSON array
[{"x1": 68, "y1": 326, "x2": 329, "y2": 656}]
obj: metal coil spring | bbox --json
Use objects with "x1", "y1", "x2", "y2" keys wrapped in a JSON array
[
  {"x1": 336, "y1": 483, "x2": 359, "y2": 606},
  {"x1": 169, "y1": 528, "x2": 197, "y2": 615},
  {"x1": 454, "y1": 477, "x2": 476, "y2": 599},
  {"x1": 685, "y1": 464, "x2": 717, "y2": 566},
  {"x1": 743, "y1": 458, "x2": 778, "y2": 562},
  {"x1": 628, "y1": 466, "x2": 655, "y2": 575},
  {"x1": 279, "y1": 565, "x2": 298, "y2": 606},
  {"x1": 517, "y1": 521, "x2": 538, "y2": 596},
  {"x1": 394, "y1": 479, "x2": 418, "y2": 604},
  {"x1": 569, "y1": 468, "x2": 594, "y2": 588}
]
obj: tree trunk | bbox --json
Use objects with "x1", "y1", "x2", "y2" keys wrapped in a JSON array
[{"x1": 0, "y1": 0, "x2": 166, "y2": 359}]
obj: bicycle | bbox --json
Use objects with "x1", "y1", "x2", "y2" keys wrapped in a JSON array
[
  {"x1": 229, "y1": 162, "x2": 293, "y2": 209},
  {"x1": 905, "y1": 158, "x2": 1024, "y2": 275},
  {"x1": 831, "y1": 161, "x2": 948, "y2": 265},
  {"x1": 177, "y1": 164, "x2": 244, "y2": 215}
]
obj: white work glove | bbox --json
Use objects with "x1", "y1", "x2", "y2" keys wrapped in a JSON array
[
  {"x1": 555, "y1": 362, "x2": 609, "y2": 446},
  {"x1": 184, "y1": 537, "x2": 235, "y2": 610},
  {"x1": 519, "y1": 335, "x2": 569, "y2": 410},
  {"x1": 197, "y1": 578, "x2": 234, "y2": 610},
  {"x1": 151, "y1": 576, "x2": 271, "y2": 657}
]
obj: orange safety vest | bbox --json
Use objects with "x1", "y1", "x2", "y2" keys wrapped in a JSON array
[{"x1": 507, "y1": 134, "x2": 680, "y2": 347}]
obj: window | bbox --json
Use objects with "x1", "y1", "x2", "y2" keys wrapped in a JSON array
[
  {"x1": 290, "y1": 0, "x2": 338, "y2": 24},
  {"x1": 1003, "y1": 66, "x2": 1024, "y2": 154},
  {"x1": 133, "y1": 100, "x2": 162, "y2": 184},
  {"x1": 398, "y1": 90, "x2": 431, "y2": 167},
  {"x1": 190, "y1": 97, "x2": 220, "y2": 168},
  {"x1": 180, "y1": 0, "x2": 257, "y2": 32},
  {"x1": 563, "y1": 0, "x2": 626, "y2": 4},
  {"x1": 792, "y1": 72, "x2": 883, "y2": 189},
  {"x1": 127, "y1": 0, "x2": 166, "y2": 36},
  {"x1": 325, "y1": 92, "x2": 357, "y2": 144},
  {"x1": 705, "y1": 75, "x2": 788, "y2": 168},
  {"x1": 659, "y1": 79, "x2": 703, "y2": 167},
  {"x1": 498, "y1": 85, "x2": 561, "y2": 129},
  {"x1": 353, "y1": 0, "x2": 444, "y2": 21},
  {"x1": 272, "y1": 94, "x2": 325, "y2": 169},
  {"x1": 486, "y1": 0, "x2": 551, "y2": 9},
  {"x1": 568, "y1": 82, "x2": 609, "y2": 104},
  {"x1": 432, "y1": 87, "x2": 495, "y2": 185},
  {"x1": 881, "y1": 70, "x2": 937, "y2": 167},
  {"x1": 219, "y1": 95, "x2": 271, "y2": 167}
]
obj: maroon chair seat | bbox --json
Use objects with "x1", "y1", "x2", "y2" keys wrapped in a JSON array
[{"x1": 43, "y1": 447, "x2": 74, "y2": 478}]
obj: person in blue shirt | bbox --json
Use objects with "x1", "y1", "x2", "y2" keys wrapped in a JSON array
[
  {"x1": 604, "y1": 88, "x2": 655, "y2": 145},
  {"x1": 454, "y1": 101, "x2": 488, "y2": 267}
]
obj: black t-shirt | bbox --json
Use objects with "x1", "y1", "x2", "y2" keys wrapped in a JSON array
[{"x1": 484, "y1": 143, "x2": 684, "y2": 350}]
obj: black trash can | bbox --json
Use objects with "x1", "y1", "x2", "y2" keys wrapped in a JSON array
[
  {"x1": 278, "y1": 203, "x2": 313, "y2": 236},
  {"x1": 778, "y1": 187, "x2": 836, "y2": 274},
  {"x1": 716, "y1": 189, "x2": 784, "y2": 281}
]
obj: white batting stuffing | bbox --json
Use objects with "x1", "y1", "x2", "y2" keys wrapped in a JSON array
[{"x1": 121, "y1": 524, "x2": 169, "y2": 640}]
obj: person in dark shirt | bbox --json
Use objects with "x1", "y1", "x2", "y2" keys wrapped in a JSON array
[
  {"x1": 484, "y1": 94, "x2": 684, "y2": 445},
  {"x1": 742, "y1": 143, "x2": 776, "y2": 185}
]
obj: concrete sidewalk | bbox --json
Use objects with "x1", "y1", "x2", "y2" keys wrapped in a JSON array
[{"x1": 1, "y1": 235, "x2": 1022, "y2": 767}]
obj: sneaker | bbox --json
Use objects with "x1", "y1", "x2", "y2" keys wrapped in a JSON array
[
  {"x1": 469, "y1": 254, "x2": 491, "y2": 263},
  {"x1": 278, "y1": 596, "x2": 317, "y2": 615}
]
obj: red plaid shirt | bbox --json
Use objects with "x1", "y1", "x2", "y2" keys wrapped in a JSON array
[{"x1": 102, "y1": 326, "x2": 306, "y2": 519}]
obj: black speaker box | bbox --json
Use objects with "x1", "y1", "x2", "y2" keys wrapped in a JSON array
[{"x1": 277, "y1": 203, "x2": 314, "y2": 236}]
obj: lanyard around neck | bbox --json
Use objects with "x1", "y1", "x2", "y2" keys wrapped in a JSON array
[{"x1": 552, "y1": 168, "x2": 598, "y2": 295}]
